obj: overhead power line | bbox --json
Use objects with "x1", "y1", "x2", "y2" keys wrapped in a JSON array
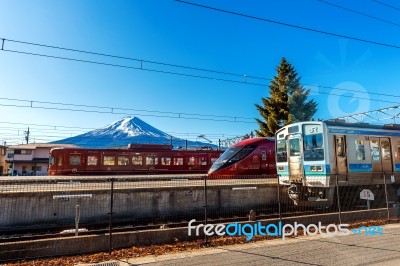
[
  {"x1": 372, "y1": 0, "x2": 400, "y2": 11},
  {"x1": 317, "y1": 0, "x2": 400, "y2": 27},
  {"x1": 175, "y1": 0, "x2": 400, "y2": 49},
  {"x1": 2, "y1": 37, "x2": 400, "y2": 103}
]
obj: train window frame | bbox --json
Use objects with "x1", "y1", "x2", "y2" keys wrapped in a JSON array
[
  {"x1": 289, "y1": 138, "x2": 300, "y2": 156},
  {"x1": 103, "y1": 156, "x2": 115, "y2": 166},
  {"x1": 336, "y1": 137, "x2": 345, "y2": 157},
  {"x1": 57, "y1": 156, "x2": 63, "y2": 166},
  {"x1": 69, "y1": 155, "x2": 81, "y2": 166},
  {"x1": 381, "y1": 140, "x2": 391, "y2": 160},
  {"x1": 276, "y1": 139, "x2": 287, "y2": 163},
  {"x1": 87, "y1": 155, "x2": 98, "y2": 166},
  {"x1": 355, "y1": 140, "x2": 366, "y2": 161},
  {"x1": 288, "y1": 125, "x2": 299, "y2": 134},
  {"x1": 161, "y1": 157, "x2": 171, "y2": 165},
  {"x1": 173, "y1": 158, "x2": 184, "y2": 165},
  {"x1": 146, "y1": 156, "x2": 158, "y2": 165},
  {"x1": 303, "y1": 133, "x2": 324, "y2": 161},
  {"x1": 49, "y1": 155, "x2": 55, "y2": 166},
  {"x1": 118, "y1": 155, "x2": 129, "y2": 166},
  {"x1": 397, "y1": 141, "x2": 400, "y2": 159},
  {"x1": 370, "y1": 140, "x2": 380, "y2": 161},
  {"x1": 187, "y1": 156, "x2": 196, "y2": 165},
  {"x1": 132, "y1": 155, "x2": 143, "y2": 165}
]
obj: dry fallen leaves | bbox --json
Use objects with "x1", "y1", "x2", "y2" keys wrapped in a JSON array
[{"x1": 4, "y1": 218, "x2": 399, "y2": 266}]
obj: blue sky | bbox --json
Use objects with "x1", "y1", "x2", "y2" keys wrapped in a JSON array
[{"x1": 1, "y1": 0, "x2": 400, "y2": 146}]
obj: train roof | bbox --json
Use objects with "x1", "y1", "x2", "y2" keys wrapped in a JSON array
[
  {"x1": 324, "y1": 120, "x2": 400, "y2": 131},
  {"x1": 49, "y1": 147, "x2": 223, "y2": 153},
  {"x1": 232, "y1": 137, "x2": 274, "y2": 147}
]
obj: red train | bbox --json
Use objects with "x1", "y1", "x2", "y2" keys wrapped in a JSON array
[
  {"x1": 48, "y1": 144, "x2": 223, "y2": 175},
  {"x1": 207, "y1": 137, "x2": 276, "y2": 177}
]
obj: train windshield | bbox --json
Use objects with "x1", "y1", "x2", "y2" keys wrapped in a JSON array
[
  {"x1": 49, "y1": 155, "x2": 55, "y2": 166},
  {"x1": 208, "y1": 145, "x2": 256, "y2": 173},
  {"x1": 303, "y1": 133, "x2": 324, "y2": 161},
  {"x1": 276, "y1": 140, "x2": 287, "y2": 162}
]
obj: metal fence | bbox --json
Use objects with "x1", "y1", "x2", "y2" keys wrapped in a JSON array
[{"x1": 0, "y1": 173, "x2": 399, "y2": 261}]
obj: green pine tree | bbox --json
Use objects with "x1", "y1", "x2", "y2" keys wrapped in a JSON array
[{"x1": 255, "y1": 58, "x2": 317, "y2": 137}]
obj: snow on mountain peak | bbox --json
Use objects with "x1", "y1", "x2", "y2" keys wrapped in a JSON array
[
  {"x1": 95, "y1": 116, "x2": 170, "y2": 138},
  {"x1": 51, "y1": 116, "x2": 216, "y2": 149}
]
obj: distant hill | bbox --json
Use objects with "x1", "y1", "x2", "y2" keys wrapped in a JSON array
[{"x1": 51, "y1": 116, "x2": 217, "y2": 149}]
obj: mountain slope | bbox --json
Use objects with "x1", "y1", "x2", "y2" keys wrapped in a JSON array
[{"x1": 51, "y1": 116, "x2": 216, "y2": 149}]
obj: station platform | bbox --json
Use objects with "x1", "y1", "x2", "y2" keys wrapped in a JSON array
[{"x1": 77, "y1": 223, "x2": 400, "y2": 266}]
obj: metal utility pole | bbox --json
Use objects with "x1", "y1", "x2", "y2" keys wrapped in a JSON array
[{"x1": 24, "y1": 127, "x2": 30, "y2": 144}]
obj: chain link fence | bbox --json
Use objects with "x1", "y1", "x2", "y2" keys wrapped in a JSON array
[{"x1": 0, "y1": 173, "x2": 399, "y2": 261}]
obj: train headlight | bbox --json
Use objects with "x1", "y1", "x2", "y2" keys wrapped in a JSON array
[{"x1": 278, "y1": 166, "x2": 285, "y2": 172}]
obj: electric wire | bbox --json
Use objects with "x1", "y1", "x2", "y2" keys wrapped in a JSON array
[
  {"x1": 317, "y1": 0, "x2": 400, "y2": 27},
  {"x1": 175, "y1": 0, "x2": 400, "y2": 49},
  {"x1": 372, "y1": 0, "x2": 400, "y2": 11}
]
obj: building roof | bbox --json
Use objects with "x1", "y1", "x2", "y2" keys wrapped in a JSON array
[{"x1": 8, "y1": 143, "x2": 80, "y2": 150}]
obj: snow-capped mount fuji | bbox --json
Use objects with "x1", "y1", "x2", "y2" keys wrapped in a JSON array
[{"x1": 51, "y1": 116, "x2": 216, "y2": 149}]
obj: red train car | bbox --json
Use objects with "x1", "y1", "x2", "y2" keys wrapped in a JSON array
[
  {"x1": 207, "y1": 137, "x2": 276, "y2": 177},
  {"x1": 48, "y1": 144, "x2": 223, "y2": 175}
]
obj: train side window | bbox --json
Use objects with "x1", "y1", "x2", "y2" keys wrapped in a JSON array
[
  {"x1": 87, "y1": 155, "x2": 98, "y2": 166},
  {"x1": 161, "y1": 157, "x2": 171, "y2": 165},
  {"x1": 336, "y1": 137, "x2": 345, "y2": 157},
  {"x1": 132, "y1": 155, "x2": 143, "y2": 165},
  {"x1": 210, "y1": 157, "x2": 218, "y2": 164},
  {"x1": 118, "y1": 156, "x2": 129, "y2": 166},
  {"x1": 187, "y1": 157, "x2": 195, "y2": 165},
  {"x1": 58, "y1": 156, "x2": 63, "y2": 166},
  {"x1": 173, "y1": 158, "x2": 183, "y2": 165},
  {"x1": 381, "y1": 140, "x2": 391, "y2": 160},
  {"x1": 69, "y1": 155, "x2": 81, "y2": 166},
  {"x1": 200, "y1": 157, "x2": 207, "y2": 165},
  {"x1": 355, "y1": 140, "x2": 365, "y2": 160},
  {"x1": 103, "y1": 156, "x2": 115, "y2": 166},
  {"x1": 146, "y1": 156, "x2": 158, "y2": 165},
  {"x1": 370, "y1": 140, "x2": 380, "y2": 161}
]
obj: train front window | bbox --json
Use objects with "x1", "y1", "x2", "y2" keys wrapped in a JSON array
[
  {"x1": 276, "y1": 140, "x2": 287, "y2": 163},
  {"x1": 289, "y1": 139, "x2": 300, "y2": 156},
  {"x1": 211, "y1": 147, "x2": 242, "y2": 167},
  {"x1": 208, "y1": 146, "x2": 255, "y2": 173},
  {"x1": 49, "y1": 155, "x2": 55, "y2": 166},
  {"x1": 303, "y1": 133, "x2": 324, "y2": 161}
]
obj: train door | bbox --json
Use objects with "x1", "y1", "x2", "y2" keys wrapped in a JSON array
[
  {"x1": 370, "y1": 137, "x2": 393, "y2": 173},
  {"x1": 380, "y1": 138, "x2": 393, "y2": 173},
  {"x1": 288, "y1": 135, "x2": 304, "y2": 179},
  {"x1": 335, "y1": 135, "x2": 348, "y2": 175}
]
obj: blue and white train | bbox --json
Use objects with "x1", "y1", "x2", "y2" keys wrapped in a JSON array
[{"x1": 275, "y1": 120, "x2": 400, "y2": 205}]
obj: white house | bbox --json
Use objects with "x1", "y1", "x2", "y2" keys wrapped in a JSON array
[{"x1": 6, "y1": 143, "x2": 78, "y2": 176}]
